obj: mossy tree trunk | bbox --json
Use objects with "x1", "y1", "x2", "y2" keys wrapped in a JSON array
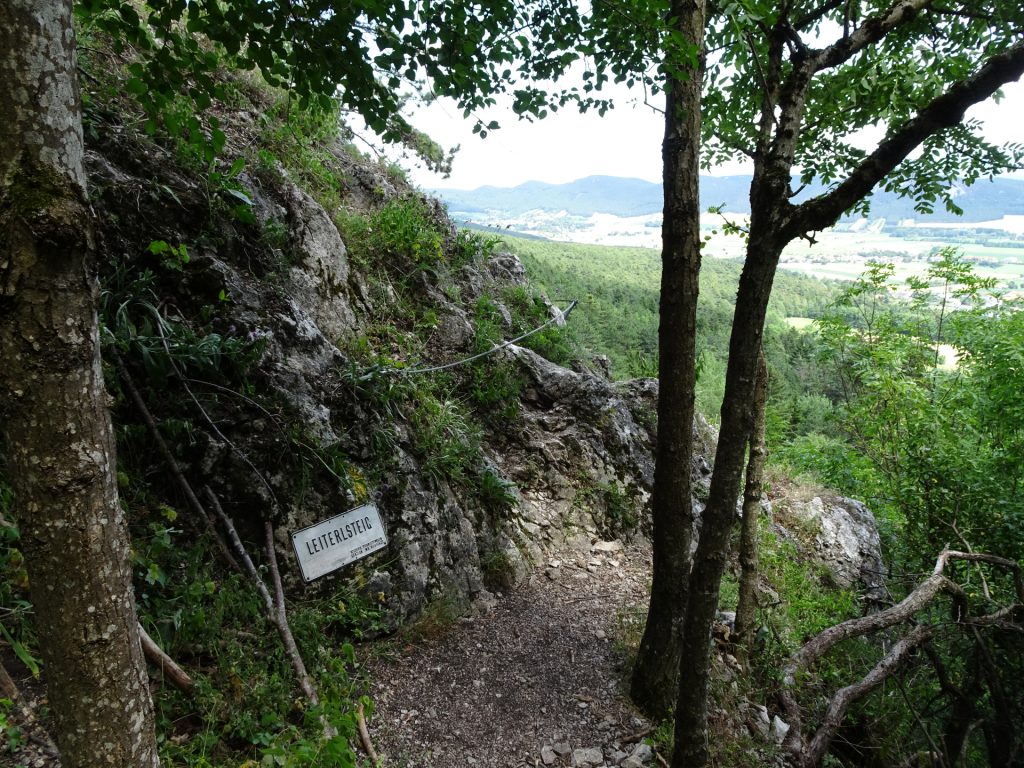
[
  {"x1": 0, "y1": 1, "x2": 159, "y2": 765},
  {"x1": 629, "y1": 0, "x2": 706, "y2": 720}
]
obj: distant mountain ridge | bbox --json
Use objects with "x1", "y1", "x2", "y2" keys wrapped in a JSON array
[{"x1": 434, "y1": 174, "x2": 1024, "y2": 224}]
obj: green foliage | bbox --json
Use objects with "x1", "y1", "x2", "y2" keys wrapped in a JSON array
[
  {"x1": 574, "y1": 480, "x2": 639, "y2": 540},
  {"x1": 758, "y1": 530, "x2": 858, "y2": 647},
  {"x1": 125, "y1": 504, "x2": 375, "y2": 767},
  {"x1": 507, "y1": 236, "x2": 838, "y2": 419},
  {"x1": 287, "y1": 428, "x2": 363, "y2": 509},
  {"x1": 148, "y1": 239, "x2": 190, "y2": 271},
  {"x1": 500, "y1": 285, "x2": 575, "y2": 365},
  {"x1": 399, "y1": 597, "x2": 464, "y2": 644},
  {"x1": 101, "y1": 259, "x2": 264, "y2": 383},
  {"x1": 351, "y1": 196, "x2": 445, "y2": 270},
  {"x1": 74, "y1": 0, "x2": 616, "y2": 174},
  {"x1": 0, "y1": 477, "x2": 37, "y2": 679},
  {"x1": 0, "y1": 698, "x2": 23, "y2": 756},
  {"x1": 467, "y1": 356, "x2": 525, "y2": 421},
  {"x1": 454, "y1": 229, "x2": 503, "y2": 268},
  {"x1": 481, "y1": 549, "x2": 517, "y2": 592},
  {"x1": 407, "y1": 394, "x2": 482, "y2": 486},
  {"x1": 697, "y1": 1, "x2": 1024, "y2": 215},
  {"x1": 814, "y1": 250, "x2": 1024, "y2": 568},
  {"x1": 475, "y1": 466, "x2": 519, "y2": 515}
]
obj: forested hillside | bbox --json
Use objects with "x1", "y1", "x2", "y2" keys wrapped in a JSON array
[{"x1": 506, "y1": 238, "x2": 838, "y2": 423}]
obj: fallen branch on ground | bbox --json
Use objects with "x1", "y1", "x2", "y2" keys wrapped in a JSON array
[
  {"x1": 138, "y1": 623, "x2": 195, "y2": 695},
  {"x1": 357, "y1": 699, "x2": 379, "y2": 765},
  {"x1": 621, "y1": 725, "x2": 656, "y2": 744},
  {"x1": 207, "y1": 489, "x2": 336, "y2": 740},
  {"x1": 113, "y1": 350, "x2": 240, "y2": 573}
]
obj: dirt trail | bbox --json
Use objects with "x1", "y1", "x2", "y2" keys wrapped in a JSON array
[{"x1": 365, "y1": 541, "x2": 659, "y2": 768}]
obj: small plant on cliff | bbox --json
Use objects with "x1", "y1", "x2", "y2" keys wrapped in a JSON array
[
  {"x1": 344, "y1": 196, "x2": 446, "y2": 273},
  {"x1": 408, "y1": 394, "x2": 483, "y2": 486}
]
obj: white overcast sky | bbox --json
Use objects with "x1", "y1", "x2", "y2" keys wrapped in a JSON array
[{"x1": 394, "y1": 79, "x2": 1024, "y2": 191}]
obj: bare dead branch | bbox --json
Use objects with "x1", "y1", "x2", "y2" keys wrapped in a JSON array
[
  {"x1": 621, "y1": 726, "x2": 657, "y2": 744},
  {"x1": 781, "y1": 549, "x2": 1024, "y2": 767},
  {"x1": 207, "y1": 492, "x2": 337, "y2": 740},
  {"x1": 112, "y1": 350, "x2": 241, "y2": 573},
  {"x1": 264, "y1": 521, "x2": 321, "y2": 709},
  {"x1": 138, "y1": 623, "x2": 195, "y2": 696},
  {"x1": 357, "y1": 699, "x2": 380, "y2": 765},
  {"x1": 206, "y1": 488, "x2": 275, "y2": 617},
  {"x1": 805, "y1": 624, "x2": 935, "y2": 766}
]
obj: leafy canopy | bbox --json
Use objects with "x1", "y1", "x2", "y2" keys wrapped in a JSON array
[
  {"x1": 75, "y1": 0, "x2": 618, "y2": 146},
  {"x1": 818, "y1": 250, "x2": 1024, "y2": 567},
  {"x1": 701, "y1": 0, "x2": 1024, "y2": 214}
]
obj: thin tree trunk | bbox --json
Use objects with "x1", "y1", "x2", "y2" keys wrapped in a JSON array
[
  {"x1": 672, "y1": 216, "x2": 787, "y2": 768},
  {"x1": 734, "y1": 351, "x2": 767, "y2": 662},
  {"x1": 629, "y1": 0, "x2": 706, "y2": 719},
  {"x1": 0, "y1": 2, "x2": 158, "y2": 765}
]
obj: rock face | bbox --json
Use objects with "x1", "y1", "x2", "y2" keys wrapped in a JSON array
[
  {"x1": 84, "y1": 122, "x2": 883, "y2": 630},
  {"x1": 784, "y1": 495, "x2": 886, "y2": 598},
  {"x1": 499, "y1": 345, "x2": 657, "y2": 553}
]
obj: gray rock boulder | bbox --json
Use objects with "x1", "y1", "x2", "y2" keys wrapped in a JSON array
[{"x1": 787, "y1": 495, "x2": 886, "y2": 598}]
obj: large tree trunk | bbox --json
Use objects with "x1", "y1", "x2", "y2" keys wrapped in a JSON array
[
  {"x1": 0, "y1": 2, "x2": 159, "y2": 765},
  {"x1": 629, "y1": 0, "x2": 706, "y2": 719},
  {"x1": 733, "y1": 350, "x2": 767, "y2": 662}
]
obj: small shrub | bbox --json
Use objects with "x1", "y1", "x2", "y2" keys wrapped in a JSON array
[
  {"x1": 408, "y1": 395, "x2": 482, "y2": 486},
  {"x1": 574, "y1": 480, "x2": 640, "y2": 540},
  {"x1": 481, "y1": 550, "x2": 516, "y2": 592},
  {"x1": 401, "y1": 597, "x2": 463, "y2": 643},
  {"x1": 600, "y1": 482, "x2": 638, "y2": 539},
  {"x1": 453, "y1": 229, "x2": 501, "y2": 268},
  {"x1": 345, "y1": 196, "x2": 446, "y2": 271},
  {"x1": 475, "y1": 466, "x2": 519, "y2": 514}
]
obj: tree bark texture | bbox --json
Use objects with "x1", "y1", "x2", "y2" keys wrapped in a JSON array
[
  {"x1": 733, "y1": 351, "x2": 767, "y2": 661},
  {"x1": 0, "y1": 2, "x2": 159, "y2": 765},
  {"x1": 629, "y1": 0, "x2": 706, "y2": 720}
]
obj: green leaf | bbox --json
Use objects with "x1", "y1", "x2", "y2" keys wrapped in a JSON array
[
  {"x1": 225, "y1": 188, "x2": 253, "y2": 206},
  {"x1": 0, "y1": 623, "x2": 39, "y2": 677}
]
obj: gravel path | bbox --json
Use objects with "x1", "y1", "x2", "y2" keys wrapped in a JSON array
[{"x1": 365, "y1": 541, "x2": 660, "y2": 768}]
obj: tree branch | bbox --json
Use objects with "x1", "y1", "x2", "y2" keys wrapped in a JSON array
[
  {"x1": 264, "y1": 521, "x2": 321, "y2": 709},
  {"x1": 138, "y1": 623, "x2": 195, "y2": 696},
  {"x1": 780, "y1": 549, "x2": 1024, "y2": 766},
  {"x1": 792, "y1": 0, "x2": 846, "y2": 31},
  {"x1": 784, "y1": 39, "x2": 1024, "y2": 240},
  {"x1": 112, "y1": 350, "x2": 241, "y2": 573},
  {"x1": 807, "y1": 0, "x2": 935, "y2": 74},
  {"x1": 207, "y1": 493, "x2": 337, "y2": 740},
  {"x1": 805, "y1": 624, "x2": 936, "y2": 766},
  {"x1": 205, "y1": 488, "x2": 275, "y2": 617},
  {"x1": 356, "y1": 699, "x2": 379, "y2": 765}
]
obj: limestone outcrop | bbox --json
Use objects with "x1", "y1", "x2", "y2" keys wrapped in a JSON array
[{"x1": 85, "y1": 122, "x2": 884, "y2": 630}]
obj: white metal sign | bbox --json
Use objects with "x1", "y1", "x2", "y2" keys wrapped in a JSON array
[{"x1": 291, "y1": 503, "x2": 388, "y2": 582}]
